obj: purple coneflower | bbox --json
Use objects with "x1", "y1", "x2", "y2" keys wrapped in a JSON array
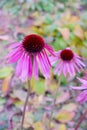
[
  {"x1": 50, "y1": 48, "x2": 85, "y2": 77},
  {"x1": 71, "y1": 78, "x2": 87, "y2": 103},
  {"x1": 7, "y1": 34, "x2": 54, "y2": 81}
]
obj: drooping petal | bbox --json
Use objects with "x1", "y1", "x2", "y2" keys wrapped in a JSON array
[
  {"x1": 42, "y1": 49, "x2": 51, "y2": 68},
  {"x1": 73, "y1": 62, "x2": 80, "y2": 73},
  {"x1": 28, "y1": 55, "x2": 32, "y2": 79},
  {"x1": 77, "y1": 78, "x2": 87, "y2": 84},
  {"x1": 50, "y1": 56, "x2": 59, "y2": 65},
  {"x1": 75, "y1": 59, "x2": 85, "y2": 69},
  {"x1": 38, "y1": 52, "x2": 50, "y2": 78},
  {"x1": 54, "y1": 61, "x2": 63, "y2": 74},
  {"x1": 9, "y1": 42, "x2": 21, "y2": 49},
  {"x1": 76, "y1": 90, "x2": 87, "y2": 103},
  {"x1": 33, "y1": 55, "x2": 38, "y2": 80},
  {"x1": 68, "y1": 62, "x2": 75, "y2": 76},
  {"x1": 63, "y1": 63, "x2": 67, "y2": 77},
  {"x1": 76, "y1": 59, "x2": 85, "y2": 67},
  {"x1": 66, "y1": 63, "x2": 72, "y2": 76},
  {"x1": 21, "y1": 54, "x2": 29, "y2": 81},
  {"x1": 15, "y1": 52, "x2": 25, "y2": 77},
  {"x1": 6, "y1": 46, "x2": 22, "y2": 59},
  {"x1": 7, "y1": 50, "x2": 23, "y2": 63},
  {"x1": 71, "y1": 85, "x2": 87, "y2": 90},
  {"x1": 44, "y1": 44, "x2": 54, "y2": 55},
  {"x1": 75, "y1": 62, "x2": 83, "y2": 70},
  {"x1": 40, "y1": 52, "x2": 50, "y2": 72},
  {"x1": 49, "y1": 51, "x2": 61, "y2": 65}
]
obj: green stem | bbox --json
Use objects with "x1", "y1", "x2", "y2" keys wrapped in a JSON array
[
  {"x1": 48, "y1": 79, "x2": 60, "y2": 130},
  {"x1": 21, "y1": 80, "x2": 31, "y2": 130}
]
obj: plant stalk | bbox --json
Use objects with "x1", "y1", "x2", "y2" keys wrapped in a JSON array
[
  {"x1": 48, "y1": 79, "x2": 60, "y2": 130},
  {"x1": 75, "y1": 110, "x2": 87, "y2": 130},
  {"x1": 21, "y1": 80, "x2": 31, "y2": 130}
]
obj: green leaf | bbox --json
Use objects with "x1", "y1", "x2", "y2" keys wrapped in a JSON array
[
  {"x1": 0, "y1": 97, "x2": 6, "y2": 105},
  {"x1": 83, "y1": 40, "x2": 87, "y2": 47},
  {"x1": 34, "y1": 79, "x2": 45, "y2": 95},
  {"x1": 0, "y1": 67, "x2": 13, "y2": 79},
  {"x1": 59, "y1": 75, "x2": 67, "y2": 86},
  {"x1": 55, "y1": 110, "x2": 75, "y2": 123},
  {"x1": 81, "y1": 47, "x2": 87, "y2": 58},
  {"x1": 45, "y1": 14, "x2": 53, "y2": 24},
  {"x1": 52, "y1": 38, "x2": 67, "y2": 51}
]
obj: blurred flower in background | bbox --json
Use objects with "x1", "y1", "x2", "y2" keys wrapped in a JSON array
[{"x1": 71, "y1": 78, "x2": 87, "y2": 103}]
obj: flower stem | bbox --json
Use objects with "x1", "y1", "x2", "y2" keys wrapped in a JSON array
[
  {"x1": 75, "y1": 110, "x2": 87, "y2": 130},
  {"x1": 48, "y1": 79, "x2": 60, "y2": 130},
  {"x1": 21, "y1": 80, "x2": 31, "y2": 130}
]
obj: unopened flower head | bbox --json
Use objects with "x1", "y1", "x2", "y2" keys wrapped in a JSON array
[
  {"x1": 50, "y1": 48, "x2": 85, "y2": 77},
  {"x1": 7, "y1": 34, "x2": 54, "y2": 81}
]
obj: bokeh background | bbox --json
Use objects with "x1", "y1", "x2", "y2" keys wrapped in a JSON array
[{"x1": 0, "y1": 0, "x2": 87, "y2": 130}]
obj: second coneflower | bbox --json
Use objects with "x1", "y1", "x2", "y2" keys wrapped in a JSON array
[
  {"x1": 50, "y1": 48, "x2": 85, "y2": 77},
  {"x1": 7, "y1": 34, "x2": 54, "y2": 81}
]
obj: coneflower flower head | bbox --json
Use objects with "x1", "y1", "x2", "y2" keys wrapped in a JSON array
[
  {"x1": 7, "y1": 34, "x2": 54, "y2": 81},
  {"x1": 50, "y1": 48, "x2": 85, "y2": 77}
]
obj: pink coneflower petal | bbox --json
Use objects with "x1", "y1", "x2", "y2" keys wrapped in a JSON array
[
  {"x1": 16, "y1": 53, "x2": 24, "y2": 76},
  {"x1": 63, "y1": 63, "x2": 67, "y2": 77},
  {"x1": 38, "y1": 53, "x2": 49, "y2": 78},
  {"x1": 45, "y1": 44, "x2": 54, "y2": 55},
  {"x1": 50, "y1": 56, "x2": 59, "y2": 65},
  {"x1": 8, "y1": 50, "x2": 22, "y2": 63},
  {"x1": 75, "y1": 59, "x2": 85, "y2": 69},
  {"x1": 77, "y1": 77, "x2": 87, "y2": 84},
  {"x1": 21, "y1": 54, "x2": 29, "y2": 81},
  {"x1": 76, "y1": 90, "x2": 87, "y2": 103},
  {"x1": 58, "y1": 65, "x2": 63, "y2": 76},
  {"x1": 41, "y1": 52, "x2": 50, "y2": 72},
  {"x1": 66, "y1": 63, "x2": 72, "y2": 76},
  {"x1": 28, "y1": 56, "x2": 32, "y2": 79},
  {"x1": 76, "y1": 59, "x2": 86, "y2": 67},
  {"x1": 54, "y1": 61, "x2": 63, "y2": 74},
  {"x1": 38, "y1": 53, "x2": 46, "y2": 75},
  {"x1": 71, "y1": 85, "x2": 87, "y2": 90},
  {"x1": 69, "y1": 63, "x2": 75, "y2": 76},
  {"x1": 9, "y1": 42, "x2": 21, "y2": 49},
  {"x1": 73, "y1": 62, "x2": 80, "y2": 73},
  {"x1": 42, "y1": 49, "x2": 51, "y2": 68},
  {"x1": 6, "y1": 46, "x2": 22, "y2": 58},
  {"x1": 33, "y1": 55, "x2": 38, "y2": 80},
  {"x1": 76, "y1": 63, "x2": 83, "y2": 70}
]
